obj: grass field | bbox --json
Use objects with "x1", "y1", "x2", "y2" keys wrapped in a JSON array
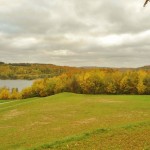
[
  {"x1": 0, "y1": 93, "x2": 150, "y2": 150},
  {"x1": 0, "y1": 100, "x2": 12, "y2": 104}
]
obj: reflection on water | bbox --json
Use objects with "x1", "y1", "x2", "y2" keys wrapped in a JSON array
[{"x1": 0, "y1": 80, "x2": 34, "y2": 91}]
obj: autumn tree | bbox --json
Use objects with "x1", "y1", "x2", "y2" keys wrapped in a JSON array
[
  {"x1": 0, "y1": 88, "x2": 10, "y2": 99},
  {"x1": 137, "y1": 71, "x2": 146, "y2": 94},
  {"x1": 10, "y1": 88, "x2": 20, "y2": 99}
]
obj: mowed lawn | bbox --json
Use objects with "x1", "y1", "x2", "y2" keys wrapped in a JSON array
[{"x1": 0, "y1": 93, "x2": 150, "y2": 150}]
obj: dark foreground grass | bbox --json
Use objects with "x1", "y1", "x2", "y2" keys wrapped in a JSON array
[
  {"x1": 56, "y1": 123, "x2": 150, "y2": 150},
  {"x1": 29, "y1": 121, "x2": 150, "y2": 150},
  {"x1": 0, "y1": 93, "x2": 150, "y2": 150}
]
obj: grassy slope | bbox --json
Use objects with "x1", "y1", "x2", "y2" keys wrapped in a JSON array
[
  {"x1": 0, "y1": 100, "x2": 12, "y2": 103},
  {"x1": 0, "y1": 93, "x2": 150, "y2": 150}
]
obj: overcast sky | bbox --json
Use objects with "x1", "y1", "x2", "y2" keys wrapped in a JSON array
[{"x1": 0, "y1": 0, "x2": 150, "y2": 67}]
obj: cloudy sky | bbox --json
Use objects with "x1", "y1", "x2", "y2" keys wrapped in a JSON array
[{"x1": 0, "y1": 0, "x2": 150, "y2": 67}]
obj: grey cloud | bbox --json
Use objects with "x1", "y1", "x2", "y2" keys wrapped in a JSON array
[{"x1": 0, "y1": 0, "x2": 150, "y2": 67}]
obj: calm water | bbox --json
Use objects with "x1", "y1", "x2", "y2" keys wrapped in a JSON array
[{"x1": 0, "y1": 80, "x2": 34, "y2": 91}]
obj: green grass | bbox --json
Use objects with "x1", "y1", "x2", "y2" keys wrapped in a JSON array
[
  {"x1": 0, "y1": 93, "x2": 150, "y2": 150},
  {"x1": 0, "y1": 100, "x2": 13, "y2": 104}
]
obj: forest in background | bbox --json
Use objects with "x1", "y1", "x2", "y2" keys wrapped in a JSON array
[
  {"x1": 0, "y1": 62, "x2": 150, "y2": 99},
  {"x1": 0, "y1": 62, "x2": 150, "y2": 80},
  {"x1": 0, "y1": 62, "x2": 79, "y2": 79}
]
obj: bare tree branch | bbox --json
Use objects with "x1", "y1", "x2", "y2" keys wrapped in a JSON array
[{"x1": 144, "y1": 0, "x2": 150, "y2": 7}]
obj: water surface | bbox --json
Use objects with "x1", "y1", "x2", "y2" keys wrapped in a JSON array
[{"x1": 0, "y1": 80, "x2": 34, "y2": 91}]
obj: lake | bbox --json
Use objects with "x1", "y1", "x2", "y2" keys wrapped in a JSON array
[{"x1": 0, "y1": 80, "x2": 34, "y2": 91}]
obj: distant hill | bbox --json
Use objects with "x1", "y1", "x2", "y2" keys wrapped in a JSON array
[
  {"x1": 138, "y1": 65, "x2": 150, "y2": 70},
  {"x1": 81, "y1": 65, "x2": 150, "y2": 70},
  {"x1": 0, "y1": 62, "x2": 149, "y2": 79},
  {"x1": 0, "y1": 63, "x2": 79, "y2": 80}
]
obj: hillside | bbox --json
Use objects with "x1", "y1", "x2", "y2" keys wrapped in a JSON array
[
  {"x1": 0, "y1": 63, "x2": 79, "y2": 80},
  {"x1": 0, "y1": 93, "x2": 150, "y2": 150},
  {"x1": 0, "y1": 62, "x2": 149, "y2": 80}
]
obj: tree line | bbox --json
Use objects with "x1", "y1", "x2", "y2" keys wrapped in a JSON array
[
  {"x1": 0, "y1": 69, "x2": 149, "y2": 99},
  {"x1": 0, "y1": 63, "x2": 78, "y2": 80}
]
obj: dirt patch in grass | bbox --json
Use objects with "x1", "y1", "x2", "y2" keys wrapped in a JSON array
[
  {"x1": 0, "y1": 125, "x2": 14, "y2": 129},
  {"x1": 97, "y1": 99, "x2": 124, "y2": 103},
  {"x1": 85, "y1": 98, "x2": 124, "y2": 104},
  {"x1": 30, "y1": 121, "x2": 50, "y2": 126},
  {"x1": 21, "y1": 121, "x2": 51, "y2": 132},
  {"x1": 2, "y1": 109, "x2": 24, "y2": 120},
  {"x1": 52, "y1": 127, "x2": 62, "y2": 131},
  {"x1": 74, "y1": 118, "x2": 97, "y2": 126},
  {"x1": 21, "y1": 116, "x2": 54, "y2": 131}
]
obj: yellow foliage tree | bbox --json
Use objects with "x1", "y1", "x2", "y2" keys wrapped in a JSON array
[
  {"x1": 10, "y1": 88, "x2": 20, "y2": 99},
  {"x1": 137, "y1": 71, "x2": 146, "y2": 94},
  {"x1": 0, "y1": 88, "x2": 10, "y2": 99}
]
